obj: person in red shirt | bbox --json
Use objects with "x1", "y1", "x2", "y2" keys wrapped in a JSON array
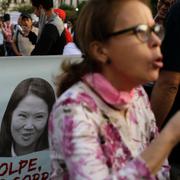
[{"x1": 53, "y1": 8, "x2": 73, "y2": 43}]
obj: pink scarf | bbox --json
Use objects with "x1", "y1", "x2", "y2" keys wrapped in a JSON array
[{"x1": 83, "y1": 73, "x2": 134, "y2": 109}]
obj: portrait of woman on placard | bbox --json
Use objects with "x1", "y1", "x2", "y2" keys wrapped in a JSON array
[{"x1": 0, "y1": 77, "x2": 55, "y2": 157}]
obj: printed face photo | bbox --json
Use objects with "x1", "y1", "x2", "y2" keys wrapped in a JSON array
[{"x1": 11, "y1": 94, "x2": 48, "y2": 149}]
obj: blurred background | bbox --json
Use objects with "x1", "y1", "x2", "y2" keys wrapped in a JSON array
[
  {"x1": 0, "y1": 0, "x2": 88, "y2": 23},
  {"x1": 0, "y1": 0, "x2": 158, "y2": 24}
]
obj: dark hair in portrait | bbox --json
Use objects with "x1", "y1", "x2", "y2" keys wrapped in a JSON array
[{"x1": 0, "y1": 77, "x2": 55, "y2": 157}]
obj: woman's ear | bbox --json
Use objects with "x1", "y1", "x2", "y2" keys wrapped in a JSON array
[{"x1": 89, "y1": 41, "x2": 109, "y2": 64}]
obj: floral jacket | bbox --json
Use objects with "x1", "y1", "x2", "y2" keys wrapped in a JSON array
[{"x1": 48, "y1": 73, "x2": 169, "y2": 180}]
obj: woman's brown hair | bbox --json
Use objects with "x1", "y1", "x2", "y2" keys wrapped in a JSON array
[{"x1": 56, "y1": 0, "x2": 150, "y2": 97}]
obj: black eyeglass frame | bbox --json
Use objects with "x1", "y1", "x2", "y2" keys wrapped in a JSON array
[{"x1": 106, "y1": 23, "x2": 164, "y2": 42}]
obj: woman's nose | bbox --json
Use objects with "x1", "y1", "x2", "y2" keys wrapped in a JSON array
[
  {"x1": 148, "y1": 32, "x2": 162, "y2": 48},
  {"x1": 23, "y1": 119, "x2": 34, "y2": 129}
]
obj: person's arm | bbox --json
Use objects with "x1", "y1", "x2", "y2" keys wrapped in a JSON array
[
  {"x1": 152, "y1": 3, "x2": 180, "y2": 128},
  {"x1": 151, "y1": 71, "x2": 180, "y2": 128},
  {"x1": 31, "y1": 24, "x2": 59, "y2": 55},
  {"x1": 1, "y1": 26, "x2": 8, "y2": 38},
  {"x1": 12, "y1": 41, "x2": 21, "y2": 56},
  {"x1": 27, "y1": 31, "x2": 37, "y2": 45},
  {"x1": 11, "y1": 32, "x2": 21, "y2": 56},
  {"x1": 141, "y1": 111, "x2": 180, "y2": 175},
  {"x1": 49, "y1": 94, "x2": 180, "y2": 179},
  {"x1": 1, "y1": 23, "x2": 13, "y2": 39}
]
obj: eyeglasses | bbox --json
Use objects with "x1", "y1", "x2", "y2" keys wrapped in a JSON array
[{"x1": 107, "y1": 24, "x2": 164, "y2": 42}]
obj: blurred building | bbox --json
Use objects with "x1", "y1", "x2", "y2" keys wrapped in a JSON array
[
  {"x1": 0, "y1": 0, "x2": 31, "y2": 13},
  {"x1": 0, "y1": 0, "x2": 87, "y2": 14},
  {"x1": 57, "y1": 0, "x2": 87, "y2": 7},
  {"x1": 9, "y1": 0, "x2": 31, "y2": 10},
  {"x1": 11, "y1": 0, "x2": 30, "y2": 5}
]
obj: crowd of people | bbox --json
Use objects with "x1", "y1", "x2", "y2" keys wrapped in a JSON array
[
  {"x1": 0, "y1": 0, "x2": 180, "y2": 179},
  {"x1": 0, "y1": 0, "x2": 79, "y2": 56}
]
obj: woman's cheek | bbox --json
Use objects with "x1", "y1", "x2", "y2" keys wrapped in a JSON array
[{"x1": 34, "y1": 118, "x2": 47, "y2": 130}]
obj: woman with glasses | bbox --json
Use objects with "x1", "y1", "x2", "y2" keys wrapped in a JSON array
[{"x1": 49, "y1": 0, "x2": 180, "y2": 179}]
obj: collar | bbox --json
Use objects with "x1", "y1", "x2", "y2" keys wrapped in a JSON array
[
  {"x1": 46, "y1": 12, "x2": 57, "y2": 24},
  {"x1": 82, "y1": 73, "x2": 134, "y2": 109}
]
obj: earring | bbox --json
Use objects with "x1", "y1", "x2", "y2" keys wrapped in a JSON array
[{"x1": 106, "y1": 58, "x2": 112, "y2": 65}]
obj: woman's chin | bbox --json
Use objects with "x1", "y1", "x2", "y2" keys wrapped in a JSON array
[
  {"x1": 147, "y1": 70, "x2": 160, "y2": 82},
  {"x1": 140, "y1": 72, "x2": 159, "y2": 85}
]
